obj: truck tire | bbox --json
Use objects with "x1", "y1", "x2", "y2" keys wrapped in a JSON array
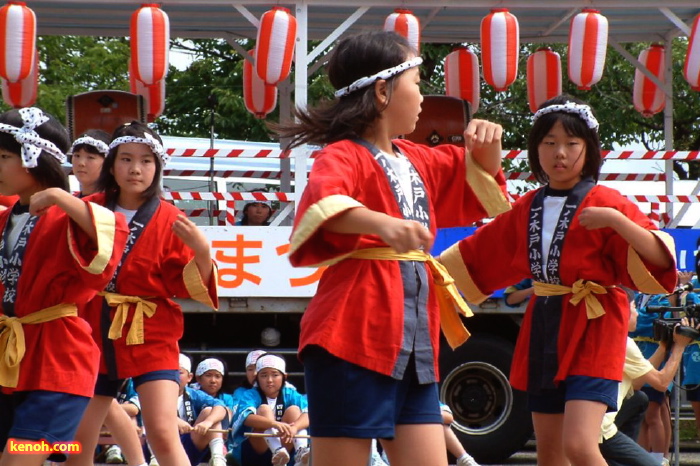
[{"x1": 439, "y1": 334, "x2": 533, "y2": 464}]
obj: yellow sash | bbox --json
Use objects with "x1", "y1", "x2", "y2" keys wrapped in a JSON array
[
  {"x1": 533, "y1": 279, "x2": 611, "y2": 319},
  {"x1": 348, "y1": 248, "x2": 473, "y2": 349},
  {"x1": 0, "y1": 303, "x2": 78, "y2": 388},
  {"x1": 632, "y1": 336, "x2": 657, "y2": 344},
  {"x1": 101, "y1": 292, "x2": 157, "y2": 346}
]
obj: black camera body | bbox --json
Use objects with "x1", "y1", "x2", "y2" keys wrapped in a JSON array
[{"x1": 648, "y1": 304, "x2": 700, "y2": 345}]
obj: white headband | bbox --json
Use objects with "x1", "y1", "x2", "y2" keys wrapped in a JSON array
[
  {"x1": 256, "y1": 354, "x2": 286, "y2": 374},
  {"x1": 334, "y1": 57, "x2": 423, "y2": 98},
  {"x1": 0, "y1": 107, "x2": 66, "y2": 168},
  {"x1": 70, "y1": 136, "x2": 109, "y2": 156},
  {"x1": 195, "y1": 358, "x2": 225, "y2": 377},
  {"x1": 109, "y1": 133, "x2": 170, "y2": 166},
  {"x1": 246, "y1": 350, "x2": 267, "y2": 367},
  {"x1": 532, "y1": 101, "x2": 599, "y2": 132},
  {"x1": 179, "y1": 353, "x2": 192, "y2": 373}
]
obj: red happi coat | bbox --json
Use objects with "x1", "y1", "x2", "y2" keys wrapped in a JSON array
[
  {"x1": 289, "y1": 138, "x2": 510, "y2": 379},
  {"x1": 440, "y1": 185, "x2": 677, "y2": 390},
  {"x1": 0, "y1": 202, "x2": 128, "y2": 396},
  {"x1": 85, "y1": 193, "x2": 218, "y2": 379}
]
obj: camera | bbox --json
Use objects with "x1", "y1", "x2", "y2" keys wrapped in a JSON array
[{"x1": 648, "y1": 304, "x2": 700, "y2": 345}]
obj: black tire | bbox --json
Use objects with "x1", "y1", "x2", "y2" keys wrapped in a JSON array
[{"x1": 439, "y1": 334, "x2": 533, "y2": 464}]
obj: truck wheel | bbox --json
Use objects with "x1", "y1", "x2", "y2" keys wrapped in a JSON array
[{"x1": 439, "y1": 334, "x2": 533, "y2": 464}]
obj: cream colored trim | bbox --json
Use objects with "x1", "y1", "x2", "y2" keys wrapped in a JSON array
[
  {"x1": 440, "y1": 243, "x2": 490, "y2": 304},
  {"x1": 289, "y1": 194, "x2": 364, "y2": 256},
  {"x1": 628, "y1": 230, "x2": 676, "y2": 294},
  {"x1": 68, "y1": 202, "x2": 115, "y2": 275},
  {"x1": 183, "y1": 259, "x2": 218, "y2": 310},
  {"x1": 465, "y1": 151, "x2": 511, "y2": 217}
]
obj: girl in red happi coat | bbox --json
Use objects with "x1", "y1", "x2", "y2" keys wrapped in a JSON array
[
  {"x1": 440, "y1": 95, "x2": 677, "y2": 466},
  {"x1": 69, "y1": 121, "x2": 218, "y2": 466},
  {"x1": 0, "y1": 107, "x2": 128, "y2": 466},
  {"x1": 278, "y1": 31, "x2": 510, "y2": 466}
]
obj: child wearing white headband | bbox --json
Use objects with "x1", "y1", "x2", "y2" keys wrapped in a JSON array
[
  {"x1": 69, "y1": 129, "x2": 111, "y2": 198},
  {"x1": 439, "y1": 94, "x2": 677, "y2": 465},
  {"x1": 69, "y1": 121, "x2": 219, "y2": 466},
  {"x1": 275, "y1": 30, "x2": 509, "y2": 466},
  {"x1": 0, "y1": 107, "x2": 129, "y2": 466},
  {"x1": 231, "y1": 354, "x2": 310, "y2": 466}
]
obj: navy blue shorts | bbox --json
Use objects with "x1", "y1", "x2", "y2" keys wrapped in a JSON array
[
  {"x1": 685, "y1": 385, "x2": 700, "y2": 402},
  {"x1": 640, "y1": 385, "x2": 667, "y2": 404},
  {"x1": 0, "y1": 390, "x2": 90, "y2": 450},
  {"x1": 94, "y1": 373, "x2": 124, "y2": 398},
  {"x1": 302, "y1": 346, "x2": 442, "y2": 439},
  {"x1": 180, "y1": 433, "x2": 207, "y2": 466},
  {"x1": 527, "y1": 375, "x2": 619, "y2": 413},
  {"x1": 241, "y1": 439, "x2": 272, "y2": 466},
  {"x1": 133, "y1": 369, "x2": 180, "y2": 389}
]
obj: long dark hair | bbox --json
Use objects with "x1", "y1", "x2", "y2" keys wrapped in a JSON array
[
  {"x1": 0, "y1": 108, "x2": 70, "y2": 191},
  {"x1": 97, "y1": 121, "x2": 163, "y2": 206},
  {"x1": 273, "y1": 31, "x2": 416, "y2": 149},
  {"x1": 527, "y1": 94, "x2": 603, "y2": 185}
]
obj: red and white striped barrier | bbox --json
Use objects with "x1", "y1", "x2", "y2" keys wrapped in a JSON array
[
  {"x1": 165, "y1": 148, "x2": 287, "y2": 158},
  {"x1": 502, "y1": 150, "x2": 700, "y2": 161},
  {"x1": 506, "y1": 172, "x2": 666, "y2": 181},
  {"x1": 163, "y1": 169, "x2": 283, "y2": 179},
  {"x1": 163, "y1": 192, "x2": 293, "y2": 202}
]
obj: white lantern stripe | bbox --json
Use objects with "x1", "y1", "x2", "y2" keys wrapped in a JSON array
[
  {"x1": 527, "y1": 48, "x2": 562, "y2": 113},
  {"x1": 130, "y1": 5, "x2": 170, "y2": 86},
  {"x1": 1, "y1": 50, "x2": 37, "y2": 108},
  {"x1": 633, "y1": 45, "x2": 665, "y2": 117},
  {"x1": 255, "y1": 7, "x2": 296, "y2": 85},
  {"x1": 683, "y1": 14, "x2": 700, "y2": 91},
  {"x1": 384, "y1": 9, "x2": 420, "y2": 53},
  {"x1": 244, "y1": 49, "x2": 277, "y2": 118},
  {"x1": 0, "y1": 3, "x2": 36, "y2": 83},
  {"x1": 444, "y1": 48, "x2": 480, "y2": 114},
  {"x1": 481, "y1": 9, "x2": 519, "y2": 92},
  {"x1": 568, "y1": 9, "x2": 608, "y2": 90}
]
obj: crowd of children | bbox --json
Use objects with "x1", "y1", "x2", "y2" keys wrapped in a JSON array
[{"x1": 0, "y1": 28, "x2": 697, "y2": 466}]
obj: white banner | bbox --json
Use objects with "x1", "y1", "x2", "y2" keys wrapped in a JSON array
[{"x1": 204, "y1": 226, "x2": 322, "y2": 297}]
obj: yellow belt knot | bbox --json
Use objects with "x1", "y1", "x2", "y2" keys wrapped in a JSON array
[
  {"x1": 534, "y1": 279, "x2": 609, "y2": 319},
  {"x1": 348, "y1": 247, "x2": 473, "y2": 349},
  {"x1": 0, "y1": 303, "x2": 78, "y2": 388},
  {"x1": 102, "y1": 292, "x2": 157, "y2": 346}
]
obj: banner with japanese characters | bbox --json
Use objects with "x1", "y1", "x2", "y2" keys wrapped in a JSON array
[{"x1": 204, "y1": 226, "x2": 324, "y2": 297}]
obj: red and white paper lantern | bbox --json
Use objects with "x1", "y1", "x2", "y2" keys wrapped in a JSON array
[
  {"x1": 244, "y1": 49, "x2": 277, "y2": 118},
  {"x1": 481, "y1": 8, "x2": 519, "y2": 92},
  {"x1": 568, "y1": 8, "x2": 608, "y2": 90},
  {"x1": 633, "y1": 44, "x2": 666, "y2": 117},
  {"x1": 683, "y1": 13, "x2": 700, "y2": 91},
  {"x1": 444, "y1": 47, "x2": 480, "y2": 113},
  {"x1": 1, "y1": 50, "x2": 38, "y2": 108},
  {"x1": 129, "y1": 59, "x2": 165, "y2": 121},
  {"x1": 384, "y1": 9, "x2": 420, "y2": 53},
  {"x1": 255, "y1": 7, "x2": 296, "y2": 85},
  {"x1": 130, "y1": 4, "x2": 170, "y2": 86},
  {"x1": 526, "y1": 47, "x2": 562, "y2": 113},
  {"x1": 0, "y1": 1, "x2": 36, "y2": 83}
]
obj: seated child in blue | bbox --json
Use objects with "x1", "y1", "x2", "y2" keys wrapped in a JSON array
[
  {"x1": 230, "y1": 354, "x2": 310, "y2": 466},
  {"x1": 174, "y1": 354, "x2": 228, "y2": 466}
]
